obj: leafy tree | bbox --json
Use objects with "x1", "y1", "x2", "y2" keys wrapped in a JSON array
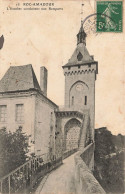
[
  {"x1": 0, "y1": 126, "x2": 29, "y2": 178},
  {"x1": 94, "y1": 127, "x2": 116, "y2": 158},
  {"x1": 94, "y1": 127, "x2": 124, "y2": 193}
]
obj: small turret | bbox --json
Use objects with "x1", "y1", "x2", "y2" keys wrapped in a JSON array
[{"x1": 77, "y1": 21, "x2": 87, "y2": 45}]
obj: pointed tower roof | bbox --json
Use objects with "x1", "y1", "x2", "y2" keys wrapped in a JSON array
[
  {"x1": 0, "y1": 64, "x2": 41, "y2": 93},
  {"x1": 63, "y1": 22, "x2": 97, "y2": 68},
  {"x1": 77, "y1": 21, "x2": 87, "y2": 45}
]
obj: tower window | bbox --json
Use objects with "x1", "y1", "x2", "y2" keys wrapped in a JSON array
[
  {"x1": 77, "y1": 52, "x2": 83, "y2": 61},
  {"x1": 72, "y1": 96, "x2": 74, "y2": 106},
  {"x1": 84, "y1": 96, "x2": 87, "y2": 105}
]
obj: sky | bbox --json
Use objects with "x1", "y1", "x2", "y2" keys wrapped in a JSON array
[{"x1": 0, "y1": 0, "x2": 125, "y2": 135}]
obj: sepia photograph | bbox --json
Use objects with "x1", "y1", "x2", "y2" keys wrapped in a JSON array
[{"x1": 0, "y1": 0, "x2": 124, "y2": 193}]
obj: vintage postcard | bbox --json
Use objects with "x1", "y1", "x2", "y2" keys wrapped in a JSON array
[{"x1": 0, "y1": 0, "x2": 125, "y2": 193}]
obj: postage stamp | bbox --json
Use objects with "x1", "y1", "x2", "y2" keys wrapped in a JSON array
[{"x1": 96, "y1": 1, "x2": 122, "y2": 32}]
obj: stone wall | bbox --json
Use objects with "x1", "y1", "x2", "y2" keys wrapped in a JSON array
[
  {"x1": 34, "y1": 93, "x2": 58, "y2": 156},
  {"x1": 0, "y1": 92, "x2": 35, "y2": 135},
  {"x1": 74, "y1": 143, "x2": 106, "y2": 194},
  {"x1": 55, "y1": 116, "x2": 63, "y2": 157},
  {"x1": 0, "y1": 91, "x2": 59, "y2": 156},
  {"x1": 63, "y1": 66, "x2": 96, "y2": 140}
]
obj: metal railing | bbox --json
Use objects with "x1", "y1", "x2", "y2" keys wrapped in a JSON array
[
  {"x1": 0, "y1": 145, "x2": 78, "y2": 194},
  {"x1": 0, "y1": 153, "x2": 62, "y2": 194}
]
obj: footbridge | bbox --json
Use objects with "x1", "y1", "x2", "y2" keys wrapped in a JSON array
[
  {"x1": 35, "y1": 143, "x2": 105, "y2": 194},
  {"x1": 0, "y1": 144, "x2": 105, "y2": 194},
  {"x1": 0, "y1": 113, "x2": 106, "y2": 194}
]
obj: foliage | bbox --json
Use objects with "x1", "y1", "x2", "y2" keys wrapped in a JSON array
[
  {"x1": 0, "y1": 127, "x2": 29, "y2": 178},
  {"x1": 94, "y1": 127, "x2": 125, "y2": 193}
]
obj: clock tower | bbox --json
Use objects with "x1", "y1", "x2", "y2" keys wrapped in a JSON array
[{"x1": 62, "y1": 22, "x2": 98, "y2": 138}]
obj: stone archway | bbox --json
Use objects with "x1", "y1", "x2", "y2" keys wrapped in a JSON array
[{"x1": 64, "y1": 118, "x2": 81, "y2": 151}]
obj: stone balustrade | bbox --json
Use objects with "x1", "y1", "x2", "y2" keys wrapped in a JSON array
[{"x1": 74, "y1": 143, "x2": 106, "y2": 194}]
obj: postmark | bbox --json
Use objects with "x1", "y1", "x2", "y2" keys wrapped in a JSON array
[
  {"x1": 83, "y1": 14, "x2": 99, "y2": 36},
  {"x1": 96, "y1": 1, "x2": 122, "y2": 32},
  {"x1": 83, "y1": 13, "x2": 115, "y2": 36}
]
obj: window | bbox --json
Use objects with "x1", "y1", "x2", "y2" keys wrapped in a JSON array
[
  {"x1": 72, "y1": 96, "x2": 74, "y2": 106},
  {"x1": 77, "y1": 52, "x2": 83, "y2": 61},
  {"x1": 0, "y1": 105, "x2": 7, "y2": 122},
  {"x1": 16, "y1": 104, "x2": 24, "y2": 122},
  {"x1": 84, "y1": 96, "x2": 87, "y2": 105}
]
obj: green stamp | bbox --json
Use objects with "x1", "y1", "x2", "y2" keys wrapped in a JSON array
[{"x1": 96, "y1": 1, "x2": 122, "y2": 32}]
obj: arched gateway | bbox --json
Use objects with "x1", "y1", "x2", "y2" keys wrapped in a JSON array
[{"x1": 64, "y1": 118, "x2": 81, "y2": 150}]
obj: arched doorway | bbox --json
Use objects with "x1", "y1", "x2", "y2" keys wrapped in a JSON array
[{"x1": 64, "y1": 118, "x2": 81, "y2": 151}]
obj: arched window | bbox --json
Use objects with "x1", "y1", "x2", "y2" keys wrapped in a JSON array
[
  {"x1": 77, "y1": 52, "x2": 83, "y2": 61},
  {"x1": 69, "y1": 81, "x2": 89, "y2": 108}
]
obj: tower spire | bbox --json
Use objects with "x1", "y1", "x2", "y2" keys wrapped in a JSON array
[
  {"x1": 81, "y1": 3, "x2": 84, "y2": 23},
  {"x1": 77, "y1": 3, "x2": 87, "y2": 45}
]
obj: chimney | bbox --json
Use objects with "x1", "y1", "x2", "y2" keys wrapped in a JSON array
[{"x1": 40, "y1": 66, "x2": 48, "y2": 96}]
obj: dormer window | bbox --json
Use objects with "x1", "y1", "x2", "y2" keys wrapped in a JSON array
[{"x1": 77, "y1": 52, "x2": 83, "y2": 61}]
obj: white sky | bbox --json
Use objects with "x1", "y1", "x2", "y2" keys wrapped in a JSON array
[{"x1": 0, "y1": 0, "x2": 125, "y2": 135}]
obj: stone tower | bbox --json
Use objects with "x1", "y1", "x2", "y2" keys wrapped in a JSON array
[{"x1": 62, "y1": 22, "x2": 98, "y2": 140}]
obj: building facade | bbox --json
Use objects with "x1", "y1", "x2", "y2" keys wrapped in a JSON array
[
  {"x1": 0, "y1": 65, "x2": 59, "y2": 156},
  {"x1": 0, "y1": 22, "x2": 98, "y2": 157}
]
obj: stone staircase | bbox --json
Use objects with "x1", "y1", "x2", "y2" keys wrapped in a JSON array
[{"x1": 79, "y1": 110, "x2": 90, "y2": 151}]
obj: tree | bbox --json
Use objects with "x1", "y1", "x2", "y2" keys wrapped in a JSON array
[
  {"x1": 0, "y1": 127, "x2": 29, "y2": 178},
  {"x1": 94, "y1": 127, "x2": 125, "y2": 193},
  {"x1": 94, "y1": 127, "x2": 116, "y2": 159}
]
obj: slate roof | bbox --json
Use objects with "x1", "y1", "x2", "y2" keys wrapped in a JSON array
[
  {"x1": 63, "y1": 43, "x2": 95, "y2": 68},
  {"x1": 0, "y1": 64, "x2": 41, "y2": 93}
]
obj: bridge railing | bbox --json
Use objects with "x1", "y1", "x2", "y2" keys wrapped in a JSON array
[
  {"x1": 0, "y1": 153, "x2": 62, "y2": 194},
  {"x1": 74, "y1": 143, "x2": 106, "y2": 194}
]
